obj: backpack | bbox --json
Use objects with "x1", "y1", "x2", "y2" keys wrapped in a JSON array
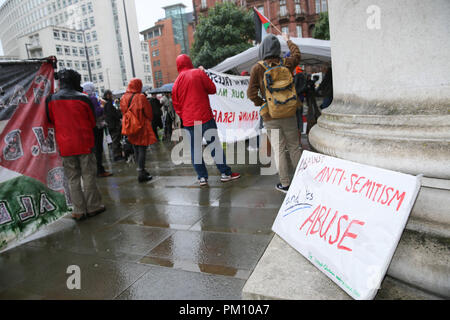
[
  {"x1": 294, "y1": 72, "x2": 307, "y2": 95},
  {"x1": 121, "y1": 94, "x2": 142, "y2": 136},
  {"x1": 258, "y1": 59, "x2": 299, "y2": 119}
]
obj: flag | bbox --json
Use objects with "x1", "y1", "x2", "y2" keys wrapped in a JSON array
[
  {"x1": 0, "y1": 58, "x2": 70, "y2": 250},
  {"x1": 254, "y1": 7, "x2": 270, "y2": 43}
]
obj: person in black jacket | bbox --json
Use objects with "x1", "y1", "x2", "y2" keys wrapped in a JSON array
[
  {"x1": 103, "y1": 90, "x2": 124, "y2": 161},
  {"x1": 148, "y1": 93, "x2": 163, "y2": 141},
  {"x1": 318, "y1": 66, "x2": 333, "y2": 110}
]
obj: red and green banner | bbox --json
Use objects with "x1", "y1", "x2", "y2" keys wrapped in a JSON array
[
  {"x1": 253, "y1": 7, "x2": 270, "y2": 43},
  {"x1": 0, "y1": 58, "x2": 70, "y2": 250}
]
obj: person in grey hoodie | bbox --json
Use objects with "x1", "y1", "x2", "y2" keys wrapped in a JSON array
[{"x1": 247, "y1": 33, "x2": 302, "y2": 193}]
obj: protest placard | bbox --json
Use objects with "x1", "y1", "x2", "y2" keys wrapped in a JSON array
[
  {"x1": 205, "y1": 70, "x2": 260, "y2": 144},
  {"x1": 272, "y1": 151, "x2": 421, "y2": 299}
]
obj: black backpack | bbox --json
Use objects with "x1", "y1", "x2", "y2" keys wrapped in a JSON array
[{"x1": 294, "y1": 73, "x2": 307, "y2": 95}]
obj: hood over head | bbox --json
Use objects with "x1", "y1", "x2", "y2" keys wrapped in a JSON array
[
  {"x1": 258, "y1": 35, "x2": 281, "y2": 60},
  {"x1": 126, "y1": 78, "x2": 143, "y2": 94},
  {"x1": 176, "y1": 54, "x2": 194, "y2": 73},
  {"x1": 82, "y1": 82, "x2": 96, "y2": 97}
]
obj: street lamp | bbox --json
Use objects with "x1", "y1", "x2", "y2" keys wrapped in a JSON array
[
  {"x1": 122, "y1": 0, "x2": 136, "y2": 78},
  {"x1": 78, "y1": 28, "x2": 93, "y2": 82}
]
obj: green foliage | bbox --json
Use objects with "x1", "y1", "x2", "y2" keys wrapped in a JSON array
[
  {"x1": 190, "y1": 2, "x2": 255, "y2": 69},
  {"x1": 313, "y1": 12, "x2": 330, "y2": 40}
]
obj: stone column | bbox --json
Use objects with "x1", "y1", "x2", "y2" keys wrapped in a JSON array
[
  {"x1": 243, "y1": 0, "x2": 449, "y2": 299},
  {"x1": 309, "y1": 0, "x2": 450, "y2": 298}
]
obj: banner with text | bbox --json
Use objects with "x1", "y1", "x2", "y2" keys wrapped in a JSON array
[
  {"x1": 272, "y1": 151, "x2": 421, "y2": 300},
  {"x1": 0, "y1": 60, "x2": 70, "y2": 250},
  {"x1": 206, "y1": 70, "x2": 260, "y2": 144}
]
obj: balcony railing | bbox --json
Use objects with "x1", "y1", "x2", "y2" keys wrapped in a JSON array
[{"x1": 278, "y1": 11, "x2": 290, "y2": 23}]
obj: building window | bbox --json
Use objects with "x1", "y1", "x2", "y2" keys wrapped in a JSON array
[
  {"x1": 295, "y1": 0, "x2": 301, "y2": 14},
  {"x1": 152, "y1": 49, "x2": 159, "y2": 57},
  {"x1": 66, "y1": 60, "x2": 73, "y2": 68},
  {"x1": 201, "y1": 0, "x2": 207, "y2": 9},
  {"x1": 69, "y1": 32, "x2": 76, "y2": 42},
  {"x1": 91, "y1": 30, "x2": 97, "y2": 41},
  {"x1": 280, "y1": 0, "x2": 287, "y2": 17},
  {"x1": 316, "y1": 0, "x2": 327, "y2": 13},
  {"x1": 72, "y1": 47, "x2": 78, "y2": 56},
  {"x1": 282, "y1": 26, "x2": 289, "y2": 35},
  {"x1": 64, "y1": 46, "x2": 71, "y2": 55},
  {"x1": 322, "y1": 0, "x2": 328, "y2": 12},
  {"x1": 79, "y1": 48, "x2": 85, "y2": 56},
  {"x1": 86, "y1": 33, "x2": 91, "y2": 42},
  {"x1": 53, "y1": 30, "x2": 60, "y2": 40},
  {"x1": 56, "y1": 45, "x2": 63, "y2": 55},
  {"x1": 296, "y1": 25, "x2": 303, "y2": 38},
  {"x1": 77, "y1": 33, "x2": 83, "y2": 43},
  {"x1": 58, "y1": 60, "x2": 65, "y2": 68},
  {"x1": 96, "y1": 59, "x2": 102, "y2": 68},
  {"x1": 81, "y1": 61, "x2": 87, "y2": 70},
  {"x1": 61, "y1": 31, "x2": 68, "y2": 41},
  {"x1": 89, "y1": 17, "x2": 95, "y2": 27}
]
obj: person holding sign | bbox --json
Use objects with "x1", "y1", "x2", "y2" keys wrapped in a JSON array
[{"x1": 247, "y1": 33, "x2": 302, "y2": 193}]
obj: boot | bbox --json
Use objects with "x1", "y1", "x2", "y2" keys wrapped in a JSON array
[{"x1": 138, "y1": 170, "x2": 152, "y2": 183}]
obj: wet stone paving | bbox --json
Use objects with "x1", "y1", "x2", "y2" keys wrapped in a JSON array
[{"x1": 0, "y1": 139, "x2": 309, "y2": 300}]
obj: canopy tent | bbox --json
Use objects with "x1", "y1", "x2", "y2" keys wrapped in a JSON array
[
  {"x1": 149, "y1": 83, "x2": 173, "y2": 94},
  {"x1": 212, "y1": 36, "x2": 331, "y2": 74}
]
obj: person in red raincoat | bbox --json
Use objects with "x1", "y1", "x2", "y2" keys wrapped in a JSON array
[
  {"x1": 172, "y1": 54, "x2": 240, "y2": 187},
  {"x1": 120, "y1": 78, "x2": 157, "y2": 183}
]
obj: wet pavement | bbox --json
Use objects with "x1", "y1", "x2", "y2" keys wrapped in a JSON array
[{"x1": 0, "y1": 137, "x2": 310, "y2": 300}]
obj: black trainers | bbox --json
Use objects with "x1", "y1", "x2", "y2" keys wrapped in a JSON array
[
  {"x1": 138, "y1": 172, "x2": 153, "y2": 183},
  {"x1": 276, "y1": 183, "x2": 290, "y2": 193}
]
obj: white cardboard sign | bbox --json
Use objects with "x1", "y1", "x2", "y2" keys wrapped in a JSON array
[
  {"x1": 272, "y1": 151, "x2": 421, "y2": 300},
  {"x1": 205, "y1": 70, "x2": 261, "y2": 144}
]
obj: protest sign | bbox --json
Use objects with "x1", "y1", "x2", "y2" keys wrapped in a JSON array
[
  {"x1": 0, "y1": 59, "x2": 70, "y2": 250},
  {"x1": 205, "y1": 70, "x2": 260, "y2": 144},
  {"x1": 272, "y1": 151, "x2": 421, "y2": 299}
]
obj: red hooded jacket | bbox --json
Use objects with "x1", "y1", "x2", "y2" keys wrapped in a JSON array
[
  {"x1": 46, "y1": 88, "x2": 96, "y2": 157},
  {"x1": 172, "y1": 54, "x2": 216, "y2": 127},
  {"x1": 120, "y1": 78, "x2": 157, "y2": 146}
]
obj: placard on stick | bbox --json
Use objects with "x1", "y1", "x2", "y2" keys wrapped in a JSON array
[{"x1": 272, "y1": 151, "x2": 421, "y2": 300}]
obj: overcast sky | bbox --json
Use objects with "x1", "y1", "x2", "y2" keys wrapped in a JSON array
[{"x1": 0, "y1": 0, "x2": 194, "y2": 55}]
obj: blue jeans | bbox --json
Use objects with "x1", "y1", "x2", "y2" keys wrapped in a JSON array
[
  {"x1": 320, "y1": 96, "x2": 333, "y2": 109},
  {"x1": 185, "y1": 119, "x2": 232, "y2": 180}
]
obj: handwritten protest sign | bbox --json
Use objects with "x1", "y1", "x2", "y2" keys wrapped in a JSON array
[
  {"x1": 272, "y1": 151, "x2": 421, "y2": 300},
  {"x1": 205, "y1": 70, "x2": 260, "y2": 144}
]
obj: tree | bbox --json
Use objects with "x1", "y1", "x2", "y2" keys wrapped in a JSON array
[
  {"x1": 190, "y1": 2, "x2": 254, "y2": 69},
  {"x1": 313, "y1": 12, "x2": 330, "y2": 40}
]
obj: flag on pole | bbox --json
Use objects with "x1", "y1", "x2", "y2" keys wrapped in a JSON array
[{"x1": 253, "y1": 7, "x2": 270, "y2": 43}]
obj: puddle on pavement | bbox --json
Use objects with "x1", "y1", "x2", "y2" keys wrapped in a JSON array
[{"x1": 139, "y1": 256, "x2": 250, "y2": 280}]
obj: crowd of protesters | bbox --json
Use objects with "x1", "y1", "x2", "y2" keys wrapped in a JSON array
[{"x1": 46, "y1": 32, "x2": 331, "y2": 221}]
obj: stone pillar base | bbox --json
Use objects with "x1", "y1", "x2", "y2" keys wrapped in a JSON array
[{"x1": 242, "y1": 235, "x2": 444, "y2": 300}]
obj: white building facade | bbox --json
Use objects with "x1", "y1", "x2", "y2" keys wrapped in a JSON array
[{"x1": 0, "y1": 0, "x2": 152, "y2": 93}]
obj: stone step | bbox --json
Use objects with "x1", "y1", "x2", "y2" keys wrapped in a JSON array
[{"x1": 242, "y1": 235, "x2": 444, "y2": 300}]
